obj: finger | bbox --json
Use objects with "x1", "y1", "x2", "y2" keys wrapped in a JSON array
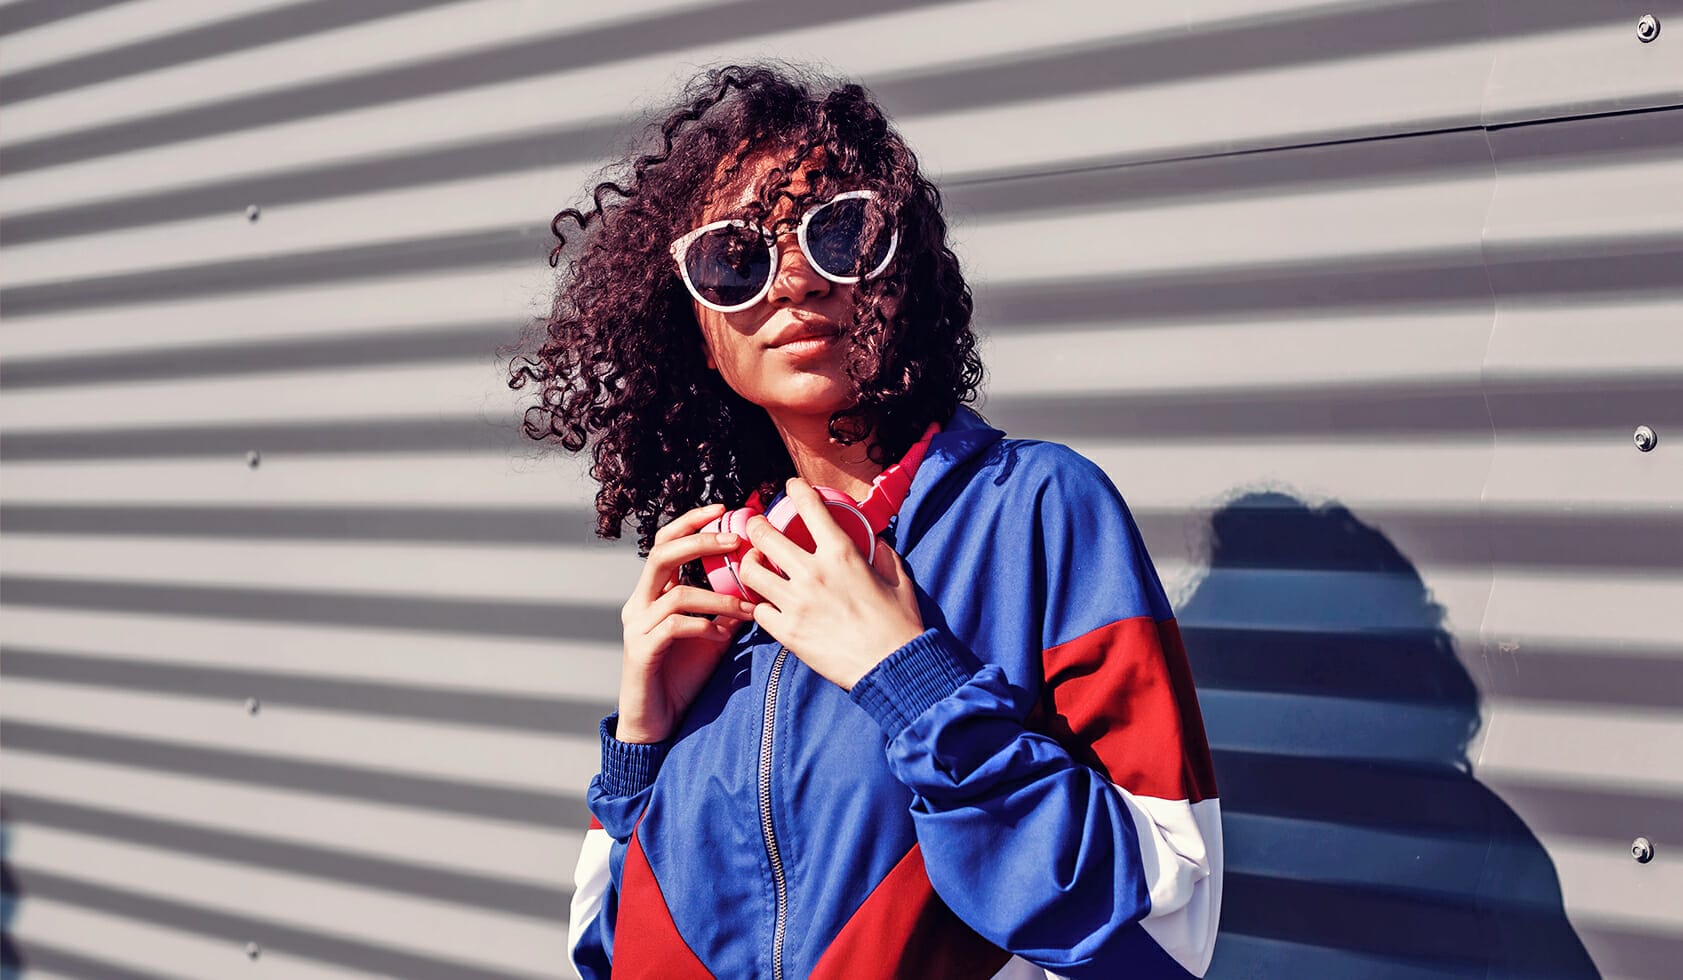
[
  {"x1": 640, "y1": 585, "x2": 756, "y2": 631},
  {"x1": 737, "y1": 547, "x2": 792, "y2": 606},
  {"x1": 649, "y1": 529, "x2": 744, "y2": 576},
  {"x1": 751, "y1": 596, "x2": 787, "y2": 639},
  {"x1": 651, "y1": 613, "x2": 736, "y2": 646},
  {"x1": 706, "y1": 616, "x2": 748, "y2": 642},
  {"x1": 869, "y1": 535, "x2": 900, "y2": 583},
  {"x1": 637, "y1": 528, "x2": 743, "y2": 603},
  {"x1": 875, "y1": 539, "x2": 922, "y2": 600},
  {"x1": 636, "y1": 501, "x2": 727, "y2": 601},
  {"x1": 652, "y1": 502, "x2": 727, "y2": 547},
  {"x1": 744, "y1": 514, "x2": 809, "y2": 575},
  {"x1": 783, "y1": 477, "x2": 853, "y2": 553}
]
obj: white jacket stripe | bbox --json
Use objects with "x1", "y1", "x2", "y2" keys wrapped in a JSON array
[
  {"x1": 987, "y1": 791, "x2": 1222, "y2": 980},
  {"x1": 567, "y1": 826, "x2": 615, "y2": 978},
  {"x1": 1120, "y1": 790, "x2": 1223, "y2": 976}
]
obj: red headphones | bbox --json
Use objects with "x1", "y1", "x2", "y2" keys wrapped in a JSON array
[{"x1": 701, "y1": 422, "x2": 940, "y2": 602}]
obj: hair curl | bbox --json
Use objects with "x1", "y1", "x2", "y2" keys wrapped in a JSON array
[{"x1": 506, "y1": 63, "x2": 983, "y2": 556}]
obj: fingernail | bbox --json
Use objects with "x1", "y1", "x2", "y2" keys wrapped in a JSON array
[
  {"x1": 717, "y1": 532, "x2": 739, "y2": 546},
  {"x1": 739, "y1": 601, "x2": 756, "y2": 615}
]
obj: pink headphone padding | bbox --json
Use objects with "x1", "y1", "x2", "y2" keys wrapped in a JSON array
[
  {"x1": 763, "y1": 488, "x2": 876, "y2": 565},
  {"x1": 702, "y1": 508, "x2": 755, "y2": 600}
]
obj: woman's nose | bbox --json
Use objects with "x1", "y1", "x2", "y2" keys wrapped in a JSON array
[{"x1": 767, "y1": 235, "x2": 830, "y2": 305}]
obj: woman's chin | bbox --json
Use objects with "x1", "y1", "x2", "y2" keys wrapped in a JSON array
[{"x1": 757, "y1": 378, "x2": 857, "y2": 419}]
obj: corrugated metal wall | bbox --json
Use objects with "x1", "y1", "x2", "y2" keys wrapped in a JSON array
[{"x1": 1, "y1": 1, "x2": 1676, "y2": 977}]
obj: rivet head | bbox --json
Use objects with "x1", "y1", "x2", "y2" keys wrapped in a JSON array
[
  {"x1": 1632, "y1": 837, "x2": 1654, "y2": 863},
  {"x1": 245, "y1": 697, "x2": 261, "y2": 715},
  {"x1": 246, "y1": 204, "x2": 261, "y2": 222},
  {"x1": 1637, "y1": 14, "x2": 1660, "y2": 41},
  {"x1": 246, "y1": 941, "x2": 262, "y2": 959},
  {"x1": 1633, "y1": 425, "x2": 1657, "y2": 452},
  {"x1": 247, "y1": 450, "x2": 262, "y2": 468}
]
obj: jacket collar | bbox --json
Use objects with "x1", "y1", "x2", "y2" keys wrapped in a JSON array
[
  {"x1": 754, "y1": 406, "x2": 1004, "y2": 549},
  {"x1": 897, "y1": 405, "x2": 1006, "y2": 549}
]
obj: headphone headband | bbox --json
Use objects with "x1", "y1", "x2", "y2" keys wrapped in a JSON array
[{"x1": 742, "y1": 420, "x2": 940, "y2": 530}]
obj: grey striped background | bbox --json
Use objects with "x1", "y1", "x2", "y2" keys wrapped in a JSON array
[{"x1": 1, "y1": 1, "x2": 1678, "y2": 977}]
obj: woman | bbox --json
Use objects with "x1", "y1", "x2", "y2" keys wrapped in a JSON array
[{"x1": 509, "y1": 64, "x2": 1221, "y2": 979}]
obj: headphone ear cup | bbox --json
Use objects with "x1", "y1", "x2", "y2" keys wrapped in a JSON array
[
  {"x1": 763, "y1": 497, "x2": 806, "y2": 560},
  {"x1": 701, "y1": 508, "x2": 755, "y2": 599},
  {"x1": 765, "y1": 488, "x2": 875, "y2": 562}
]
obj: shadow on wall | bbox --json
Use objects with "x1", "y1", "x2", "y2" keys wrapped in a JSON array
[{"x1": 1179, "y1": 492, "x2": 1598, "y2": 979}]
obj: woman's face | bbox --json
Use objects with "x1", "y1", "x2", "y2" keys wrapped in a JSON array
[{"x1": 690, "y1": 153, "x2": 861, "y2": 423}]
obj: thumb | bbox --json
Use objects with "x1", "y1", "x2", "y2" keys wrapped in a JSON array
[{"x1": 870, "y1": 537, "x2": 904, "y2": 584}]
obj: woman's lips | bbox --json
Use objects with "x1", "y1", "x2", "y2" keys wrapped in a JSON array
[
  {"x1": 771, "y1": 332, "x2": 840, "y2": 357},
  {"x1": 767, "y1": 319, "x2": 841, "y2": 352}
]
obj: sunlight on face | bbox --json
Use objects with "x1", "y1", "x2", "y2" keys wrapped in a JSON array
[{"x1": 691, "y1": 149, "x2": 862, "y2": 425}]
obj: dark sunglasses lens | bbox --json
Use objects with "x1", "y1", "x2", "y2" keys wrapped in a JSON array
[
  {"x1": 686, "y1": 226, "x2": 771, "y2": 307},
  {"x1": 806, "y1": 197, "x2": 892, "y2": 278}
]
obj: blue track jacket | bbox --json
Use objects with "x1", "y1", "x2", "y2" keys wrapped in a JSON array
[{"x1": 570, "y1": 407, "x2": 1222, "y2": 978}]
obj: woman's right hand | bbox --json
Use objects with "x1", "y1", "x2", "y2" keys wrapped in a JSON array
[{"x1": 616, "y1": 502, "x2": 758, "y2": 744}]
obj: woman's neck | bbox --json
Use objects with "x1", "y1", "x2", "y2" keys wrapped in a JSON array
[{"x1": 769, "y1": 411, "x2": 881, "y2": 501}]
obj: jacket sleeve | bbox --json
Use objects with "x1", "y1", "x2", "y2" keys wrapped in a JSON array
[
  {"x1": 848, "y1": 450, "x2": 1223, "y2": 978},
  {"x1": 569, "y1": 715, "x2": 668, "y2": 980}
]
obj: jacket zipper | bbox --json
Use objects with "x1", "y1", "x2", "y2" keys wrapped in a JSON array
[{"x1": 759, "y1": 645, "x2": 791, "y2": 980}]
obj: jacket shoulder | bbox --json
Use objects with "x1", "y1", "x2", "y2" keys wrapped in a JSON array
[
  {"x1": 987, "y1": 438, "x2": 1172, "y2": 628},
  {"x1": 980, "y1": 437, "x2": 1129, "y2": 505}
]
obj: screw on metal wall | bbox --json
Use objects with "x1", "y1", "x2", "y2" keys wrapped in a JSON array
[
  {"x1": 247, "y1": 450, "x2": 262, "y2": 468},
  {"x1": 1636, "y1": 14, "x2": 1660, "y2": 42},
  {"x1": 246, "y1": 204, "x2": 262, "y2": 222},
  {"x1": 245, "y1": 697, "x2": 261, "y2": 715},
  {"x1": 1632, "y1": 837, "x2": 1655, "y2": 863},
  {"x1": 246, "y1": 941, "x2": 262, "y2": 960},
  {"x1": 1633, "y1": 425, "x2": 1657, "y2": 452}
]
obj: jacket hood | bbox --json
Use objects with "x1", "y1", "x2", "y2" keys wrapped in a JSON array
[
  {"x1": 898, "y1": 405, "x2": 1006, "y2": 549},
  {"x1": 753, "y1": 406, "x2": 1005, "y2": 550}
]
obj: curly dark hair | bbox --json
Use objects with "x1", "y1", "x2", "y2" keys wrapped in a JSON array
[{"x1": 506, "y1": 63, "x2": 984, "y2": 556}]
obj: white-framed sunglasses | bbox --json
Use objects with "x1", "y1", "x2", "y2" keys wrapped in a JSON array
[{"x1": 668, "y1": 190, "x2": 899, "y2": 314}]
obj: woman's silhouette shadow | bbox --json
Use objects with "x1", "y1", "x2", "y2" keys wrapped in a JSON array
[{"x1": 1179, "y1": 492, "x2": 1598, "y2": 979}]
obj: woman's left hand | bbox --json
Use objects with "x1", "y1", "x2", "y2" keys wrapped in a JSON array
[{"x1": 739, "y1": 477, "x2": 926, "y2": 690}]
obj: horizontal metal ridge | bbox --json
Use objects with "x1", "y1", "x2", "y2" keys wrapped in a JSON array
[
  {"x1": 1, "y1": 719, "x2": 591, "y2": 827},
  {"x1": 0, "y1": 576, "x2": 619, "y2": 642},
  {"x1": 2, "y1": 791, "x2": 573, "y2": 918}
]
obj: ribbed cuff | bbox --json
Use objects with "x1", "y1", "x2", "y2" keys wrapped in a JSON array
[
  {"x1": 597, "y1": 714, "x2": 670, "y2": 798},
  {"x1": 849, "y1": 627, "x2": 983, "y2": 736}
]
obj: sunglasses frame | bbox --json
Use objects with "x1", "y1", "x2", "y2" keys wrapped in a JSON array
[{"x1": 668, "y1": 190, "x2": 899, "y2": 314}]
